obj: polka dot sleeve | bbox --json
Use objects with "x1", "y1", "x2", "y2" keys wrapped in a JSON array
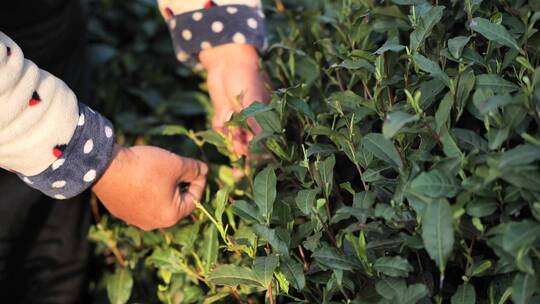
[
  {"x1": 17, "y1": 103, "x2": 115, "y2": 199},
  {"x1": 0, "y1": 32, "x2": 115, "y2": 199},
  {"x1": 163, "y1": 3, "x2": 267, "y2": 67}
]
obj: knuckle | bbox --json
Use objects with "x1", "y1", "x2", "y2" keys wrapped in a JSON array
[{"x1": 199, "y1": 162, "x2": 209, "y2": 176}]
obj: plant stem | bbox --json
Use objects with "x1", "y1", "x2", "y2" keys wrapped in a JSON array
[
  {"x1": 195, "y1": 201, "x2": 231, "y2": 246},
  {"x1": 298, "y1": 246, "x2": 309, "y2": 271},
  {"x1": 111, "y1": 246, "x2": 126, "y2": 268},
  {"x1": 231, "y1": 288, "x2": 244, "y2": 304},
  {"x1": 315, "y1": 211, "x2": 338, "y2": 247},
  {"x1": 268, "y1": 282, "x2": 274, "y2": 304}
]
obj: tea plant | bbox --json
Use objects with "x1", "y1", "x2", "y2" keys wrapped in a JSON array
[{"x1": 89, "y1": 0, "x2": 540, "y2": 303}]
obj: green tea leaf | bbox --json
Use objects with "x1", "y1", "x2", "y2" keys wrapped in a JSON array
[
  {"x1": 448, "y1": 36, "x2": 471, "y2": 59},
  {"x1": 295, "y1": 188, "x2": 319, "y2": 215},
  {"x1": 214, "y1": 188, "x2": 229, "y2": 222},
  {"x1": 413, "y1": 54, "x2": 451, "y2": 87},
  {"x1": 147, "y1": 248, "x2": 185, "y2": 274},
  {"x1": 453, "y1": 128, "x2": 489, "y2": 152},
  {"x1": 501, "y1": 169, "x2": 540, "y2": 191},
  {"x1": 422, "y1": 199, "x2": 455, "y2": 272},
  {"x1": 253, "y1": 224, "x2": 290, "y2": 256},
  {"x1": 410, "y1": 170, "x2": 460, "y2": 198},
  {"x1": 420, "y1": 78, "x2": 446, "y2": 108},
  {"x1": 466, "y1": 199, "x2": 498, "y2": 217},
  {"x1": 279, "y1": 259, "x2": 306, "y2": 290},
  {"x1": 374, "y1": 256, "x2": 413, "y2": 277},
  {"x1": 402, "y1": 284, "x2": 429, "y2": 304},
  {"x1": 457, "y1": 68, "x2": 476, "y2": 104},
  {"x1": 502, "y1": 220, "x2": 540, "y2": 253},
  {"x1": 149, "y1": 125, "x2": 190, "y2": 136},
  {"x1": 375, "y1": 36, "x2": 405, "y2": 54},
  {"x1": 315, "y1": 155, "x2": 336, "y2": 197},
  {"x1": 512, "y1": 273, "x2": 536, "y2": 304},
  {"x1": 376, "y1": 277, "x2": 406, "y2": 300},
  {"x1": 312, "y1": 246, "x2": 360, "y2": 271},
  {"x1": 107, "y1": 268, "x2": 133, "y2": 304},
  {"x1": 253, "y1": 255, "x2": 279, "y2": 287},
  {"x1": 476, "y1": 74, "x2": 519, "y2": 94},
  {"x1": 208, "y1": 265, "x2": 262, "y2": 287},
  {"x1": 202, "y1": 225, "x2": 219, "y2": 273},
  {"x1": 475, "y1": 94, "x2": 514, "y2": 115},
  {"x1": 254, "y1": 167, "x2": 277, "y2": 222},
  {"x1": 435, "y1": 92, "x2": 454, "y2": 133},
  {"x1": 470, "y1": 18, "x2": 520, "y2": 50},
  {"x1": 410, "y1": 6, "x2": 445, "y2": 51},
  {"x1": 383, "y1": 111, "x2": 419, "y2": 139},
  {"x1": 239, "y1": 102, "x2": 273, "y2": 118},
  {"x1": 363, "y1": 133, "x2": 403, "y2": 169},
  {"x1": 231, "y1": 200, "x2": 259, "y2": 223},
  {"x1": 353, "y1": 191, "x2": 376, "y2": 209},
  {"x1": 498, "y1": 145, "x2": 540, "y2": 169},
  {"x1": 451, "y1": 283, "x2": 476, "y2": 304}
]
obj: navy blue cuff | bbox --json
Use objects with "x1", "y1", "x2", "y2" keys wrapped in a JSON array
[
  {"x1": 18, "y1": 103, "x2": 115, "y2": 199},
  {"x1": 166, "y1": 5, "x2": 267, "y2": 67}
]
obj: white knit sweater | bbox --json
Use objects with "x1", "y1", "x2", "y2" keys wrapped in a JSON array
[{"x1": 0, "y1": 0, "x2": 265, "y2": 198}]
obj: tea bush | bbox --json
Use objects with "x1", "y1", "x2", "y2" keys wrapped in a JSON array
[{"x1": 88, "y1": 0, "x2": 540, "y2": 303}]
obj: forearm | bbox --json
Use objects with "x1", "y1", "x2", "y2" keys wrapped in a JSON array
[{"x1": 0, "y1": 31, "x2": 115, "y2": 199}]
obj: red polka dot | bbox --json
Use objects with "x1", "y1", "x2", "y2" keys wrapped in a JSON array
[
  {"x1": 204, "y1": 1, "x2": 216, "y2": 9},
  {"x1": 53, "y1": 145, "x2": 66, "y2": 158},
  {"x1": 29, "y1": 92, "x2": 41, "y2": 106},
  {"x1": 164, "y1": 7, "x2": 174, "y2": 19}
]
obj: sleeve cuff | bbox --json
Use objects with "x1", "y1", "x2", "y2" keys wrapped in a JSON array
[
  {"x1": 17, "y1": 103, "x2": 115, "y2": 200},
  {"x1": 166, "y1": 4, "x2": 267, "y2": 68}
]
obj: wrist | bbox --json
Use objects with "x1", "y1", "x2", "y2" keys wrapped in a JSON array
[{"x1": 199, "y1": 44, "x2": 260, "y2": 72}]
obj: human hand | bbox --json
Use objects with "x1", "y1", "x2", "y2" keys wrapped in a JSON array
[
  {"x1": 199, "y1": 44, "x2": 271, "y2": 159},
  {"x1": 92, "y1": 145, "x2": 207, "y2": 231}
]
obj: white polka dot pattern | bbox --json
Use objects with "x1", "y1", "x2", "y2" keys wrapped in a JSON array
[
  {"x1": 105, "y1": 126, "x2": 113, "y2": 138},
  {"x1": 52, "y1": 180, "x2": 66, "y2": 188},
  {"x1": 201, "y1": 41, "x2": 212, "y2": 49},
  {"x1": 233, "y1": 32, "x2": 247, "y2": 44},
  {"x1": 212, "y1": 21, "x2": 224, "y2": 33},
  {"x1": 52, "y1": 158, "x2": 65, "y2": 170},
  {"x1": 17, "y1": 103, "x2": 115, "y2": 200},
  {"x1": 83, "y1": 170, "x2": 97, "y2": 183},
  {"x1": 166, "y1": 5, "x2": 267, "y2": 68},
  {"x1": 247, "y1": 18, "x2": 258, "y2": 29},
  {"x1": 182, "y1": 29, "x2": 192, "y2": 40},
  {"x1": 227, "y1": 7, "x2": 238, "y2": 14},
  {"x1": 78, "y1": 114, "x2": 85, "y2": 126},
  {"x1": 83, "y1": 139, "x2": 94, "y2": 154},
  {"x1": 193, "y1": 12, "x2": 203, "y2": 21}
]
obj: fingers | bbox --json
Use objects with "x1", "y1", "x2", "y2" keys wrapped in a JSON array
[
  {"x1": 176, "y1": 156, "x2": 208, "y2": 183},
  {"x1": 178, "y1": 173, "x2": 206, "y2": 217},
  {"x1": 172, "y1": 156, "x2": 208, "y2": 220}
]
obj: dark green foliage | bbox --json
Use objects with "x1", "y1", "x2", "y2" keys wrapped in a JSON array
[{"x1": 89, "y1": 0, "x2": 540, "y2": 303}]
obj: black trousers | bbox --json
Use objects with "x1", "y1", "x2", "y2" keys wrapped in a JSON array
[{"x1": 0, "y1": 12, "x2": 93, "y2": 303}]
